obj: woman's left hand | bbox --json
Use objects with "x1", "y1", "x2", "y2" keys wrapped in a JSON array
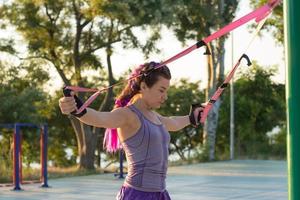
[{"x1": 189, "y1": 103, "x2": 205, "y2": 127}]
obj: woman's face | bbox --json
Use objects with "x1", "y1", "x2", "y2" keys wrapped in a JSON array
[{"x1": 141, "y1": 76, "x2": 170, "y2": 109}]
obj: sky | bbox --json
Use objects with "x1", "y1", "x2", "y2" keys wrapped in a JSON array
[{"x1": 0, "y1": 1, "x2": 285, "y2": 93}]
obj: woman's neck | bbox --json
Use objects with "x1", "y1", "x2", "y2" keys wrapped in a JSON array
[{"x1": 133, "y1": 98, "x2": 152, "y2": 111}]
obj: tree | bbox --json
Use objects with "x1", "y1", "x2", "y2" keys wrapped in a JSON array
[
  {"x1": 167, "y1": 0, "x2": 238, "y2": 160},
  {"x1": 1, "y1": 0, "x2": 172, "y2": 169},
  {"x1": 216, "y1": 62, "x2": 286, "y2": 159},
  {"x1": 0, "y1": 61, "x2": 50, "y2": 168}
]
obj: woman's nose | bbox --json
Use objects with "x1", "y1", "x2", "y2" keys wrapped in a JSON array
[{"x1": 163, "y1": 94, "x2": 168, "y2": 101}]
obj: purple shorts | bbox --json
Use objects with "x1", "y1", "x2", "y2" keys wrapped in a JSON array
[{"x1": 116, "y1": 185, "x2": 171, "y2": 200}]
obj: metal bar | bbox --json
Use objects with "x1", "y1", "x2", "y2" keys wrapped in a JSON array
[
  {"x1": 13, "y1": 124, "x2": 22, "y2": 190},
  {"x1": 40, "y1": 125, "x2": 49, "y2": 187},
  {"x1": 284, "y1": 0, "x2": 300, "y2": 199}
]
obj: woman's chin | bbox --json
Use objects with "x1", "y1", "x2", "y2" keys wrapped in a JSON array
[{"x1": 154, "y1": 103, "x2": 162, "y2": 109}]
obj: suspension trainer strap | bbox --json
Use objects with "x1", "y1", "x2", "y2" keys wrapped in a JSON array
[
  {"x1": 200, "y1": 54, "x2": 252, "y2": 124},
  {"x1": 199, "y1": 13, "x2": 271, "y2": 124}
]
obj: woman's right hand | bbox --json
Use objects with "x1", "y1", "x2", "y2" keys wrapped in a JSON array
[{"x1": 59, "y1": 96, "x2": 77, "y2": 115}]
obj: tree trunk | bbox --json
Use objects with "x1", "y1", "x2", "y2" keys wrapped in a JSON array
[
  {"x1": 94, "y1": 43, "x2": 115, "y2": 168},
  {"x1": 65, "y1": 6, "x2": 99, "y2": 169},
  {"x1": 203, "y1": 38, "x2": 225, "y2": 161},
  {"x1": 69, "y1": 116, "x2": 97, "y2": 169},
  {"x1": 203, "y1": 99, "x2": 221, "y2": 160}
]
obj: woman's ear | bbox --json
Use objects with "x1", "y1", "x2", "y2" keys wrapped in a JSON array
[{"x1": 140, "y1": 82, "x2": 147, "y2": 91}]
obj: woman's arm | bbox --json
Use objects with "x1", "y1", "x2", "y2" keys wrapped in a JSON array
[
  {"x1": 157, "y1": 104, "x2": 204, "y2": 132},
  {"x1": 59, "y1": 96, "x2": 129, "y2": 128},
  {"x1": 158, "y1": 115, "x2": 191, "y2": 132},
  {"x1": 79, "y1": 108, "x2": 129, "y2": 128}
]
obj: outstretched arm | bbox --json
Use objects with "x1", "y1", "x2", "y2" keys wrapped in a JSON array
[
  {"x1": 79, "y1": 108, "x2": 128, "y2": 128},
  {"x1": 59, "y1": 96, "x2": 128, "y2": 128},
  {"x1": 158, "y1": 115, "x2": 191, "y2": 132},
  {"x1": 157, "y1": 104, "x2": 204, "y2": 132}
]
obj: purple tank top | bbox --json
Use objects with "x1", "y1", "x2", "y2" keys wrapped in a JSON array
[{"x1": 122, "y1": 105, "x2": 170, "y2": 192}]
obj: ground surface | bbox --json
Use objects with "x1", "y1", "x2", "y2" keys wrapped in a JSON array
[{"x1": 0, "y1": 160, "x2": 287, "y2": 200}]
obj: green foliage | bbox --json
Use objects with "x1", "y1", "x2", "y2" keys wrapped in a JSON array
[
  {"x1": 216, "y1": 63, "x2": 286, "y2": 159},
  {"x1": 268, "y1": 125, "x2": 286, "y2": 158},
  {"x1": 0, "y1": 129, "x2": 13, "y2": 176},
  {"x1": 0, "y1": 0, "x2": 171, "y2": 80},
  {"x1": 0, "y1": 62, "x2": 49, "y2": 123},
  {"x1": 167, "y1": 0, "x2": 238, "y2": 42},
  {"x1": 0, "y1": 61, "x2": 50, "y2": 171},
  {"x1": 0, "y1": 39, "x2": 16, "y2": 54},
  {"x1": 0, "y1": 61, "x2": 77, "y2": 168}
]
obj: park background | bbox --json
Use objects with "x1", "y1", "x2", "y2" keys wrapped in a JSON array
[{"x1": 0, "y1": 0, "x2": 285, "y2": 184}]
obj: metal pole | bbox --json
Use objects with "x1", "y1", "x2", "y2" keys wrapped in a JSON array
[
  {"x1": 230, "y1": 32, "x2": 235, "y2": 160},
  {"x1": 41, "y1": 124, "x2": 49, "y2": 188},
  {"x1": 284, "y1": 0, "x2": 300, "y2": 199},
  {"x1": 13, "y1": 124, "x2": 21, "y2": 190},
  {"x1": 119, "y1": 150, "x2": 124, "y2": 179}
]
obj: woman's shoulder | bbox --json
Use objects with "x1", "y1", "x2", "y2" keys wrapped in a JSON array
[{"x1": 112, "y1": 106, "x2": 138, "y2": 122}]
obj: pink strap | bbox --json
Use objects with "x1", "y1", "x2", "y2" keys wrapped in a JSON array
[
  {"x1": 200, "y1": 54, "x2": 251, "y2": 124},
  {"x1": 200, "y1": 61, "x2": 241, "y2": 124},
  {"x1": 65, "y1": 86, "x2": 98, "y2": 93},
  {"x1": 156, "y1": 45, "x2": 198, "y2": 69},
  {"x1": 153, "y1": 3, "x2": 273, "y2": 70},
  {"x1": 204, "y1": 4, "x2": 270, "y2": 43},
  {"x1": 77, "y1": 91, "x2": 101, "y2": 113},
  {"x1": 65, "y1": 1, "x2": 280, "y2": 114}
]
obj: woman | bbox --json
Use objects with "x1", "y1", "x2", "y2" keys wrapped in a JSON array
[{"x1": 59, "y1": 61, "x2": 204, "y2": 200}]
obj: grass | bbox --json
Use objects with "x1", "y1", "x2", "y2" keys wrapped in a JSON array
[
  {"x1": 0, "y1": 162, "x2": 12, "y2": 183},
  {"x1": 0, "y1": 164, "x2": 115, "y2": 184},
  {"x1": 47, "y1": 166, "x2": 111, "y2": 179}
]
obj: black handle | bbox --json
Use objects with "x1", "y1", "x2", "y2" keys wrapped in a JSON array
[
  {"x1": 239, "y1": 54, "x2": 252, "y2": 66},
  {"x1": 196, "y1": 40, "x2": 211, "y2": 55},
  {"x1": 63, "y1": 86, "x2": 72, "y2": 97}
]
